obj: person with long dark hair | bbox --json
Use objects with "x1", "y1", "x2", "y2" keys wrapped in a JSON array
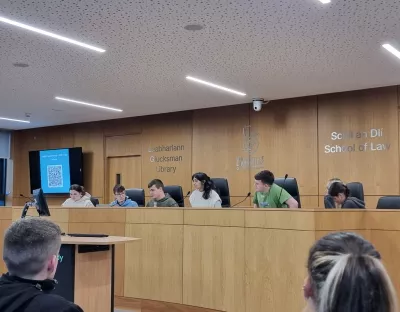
[
  {"x1": 190, "y1": 172, "x2": 222, "y2": 208},
  {"x1": 328, "y1": 182, "x2": 365, "y2": 208},
  {"x1": 303, "y1": 232, "x2": 397, "y2": 312}
]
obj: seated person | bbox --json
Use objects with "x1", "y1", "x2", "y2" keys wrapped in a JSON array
[
  {"x1": 324, "y1": 178, "x2": 343, "y2": 208},
  {"x1": 62, "y1": 184, "x2": 94, "y2": 207},
  {"x1": 190, "y1": 172, "x2": 222, "y2": 208},
  {"x1": 253, "y1": 170, "x2": 298, "y2": 208},
  {"x1": 303, "y1": 232, "x2": 396, "y2": 312},
  {"x1": 328, "y1": 182, "x2": 365, "y2": 208},
  {"x1": 109, "y1": 184, "x2": 138, "y2": 207},
  {"x1": 0, "y1": 217, "x2": 83, "y2": 312},
  {"x1": 146, "y1": 179, "x2": 179, "y2": 207}
]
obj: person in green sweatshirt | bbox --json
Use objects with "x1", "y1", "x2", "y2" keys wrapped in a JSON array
[
  {"x1": 253, "y1": 170, "x2": 298, "y2": 208},
  {"x1": 146, "y1": 179, "x2": 179, "y2": 207}
]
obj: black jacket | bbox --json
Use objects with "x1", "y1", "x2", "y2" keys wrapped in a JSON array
[{"x1": 0, "y1": 273, "x2": 83, "y2": 312}]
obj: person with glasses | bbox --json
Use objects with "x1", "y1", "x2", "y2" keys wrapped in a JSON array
[{"x1": 109, "y1": 184, "x2": 138, "y2": 207}]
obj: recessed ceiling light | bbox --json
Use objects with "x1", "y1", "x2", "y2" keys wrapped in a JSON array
[
  {"x1": 186, "y1": 76, "x2": 246, "y2": 96},
  {"x1": 382, "y1": 43, "x2": 400, "y2": 60},
  {"x1": 0, "y1": 116, "x2": 30, "y2": 123},
  {"x1": 184, "y1": 24, "x2": 204, "y2": 31},
  {"x1": 55, "y1": 96, "x2": 123, "y2": 112},
  {"x1": 0, "y1": 16, "x2": 106, "y2": 53},
  {"x1": 319, "y1": 0, "x2": 331, "y2": 3},
  {"x1": 13, "y1": 62, "x2": 29, "y2": 68}
]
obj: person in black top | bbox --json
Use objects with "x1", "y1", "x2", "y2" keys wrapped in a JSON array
[
  {"x1": 328, "y1": 182, "x2": 365, "y2": 209},
  {"x1": 0, "y1": 217, "x2": 83, "y2": 312}
]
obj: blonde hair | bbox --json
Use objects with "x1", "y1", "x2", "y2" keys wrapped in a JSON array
[{"x1": 308, "y1": 232, "x2": 398, "y2": 312}]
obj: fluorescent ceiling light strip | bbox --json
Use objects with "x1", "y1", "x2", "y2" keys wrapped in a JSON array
[
  {"x1": 382, "y1": 43, "x2": 400, "y2": 59},
  {"x1": 0, "y1": 117, "x2": 30, "y2": 123},
  {"x1": 55, "y1": 96, "x2": 123, "y2": 112},
  {"x1": 186, "y1": 76, "x2": 246, "y2": 96},
  {"x1": 0, "y1": 16, "x2": 106, "y2": 53},
  {"x1": 319, "y1": 0, "x2": 331, "y2": 3}
]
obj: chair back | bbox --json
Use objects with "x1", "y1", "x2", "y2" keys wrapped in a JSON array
[
  {"x1": 376, "y1": 196, "x2": 400, "y2": 209},
  {"x1": 211, "y1": 178, "x2": 231, "y2": 208},
  {"x1": 164, "y1": 185, "x2": 184, "y2": 207},
  {"x1": 274, "y1": 177, "x2": 301, "y2": 208},
  {"x1": 125, "y1": 188, "x2": 145, "y2": 207},
  {"x1": 90, "y1": 197, "x2": 99, "y2": 207},
  {"x1": 346, "y1": 182, "x2": 364, "y2": 201}
]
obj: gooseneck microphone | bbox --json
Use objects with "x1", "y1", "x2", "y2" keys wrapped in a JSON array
[
  {"x1": 277, "y1": 174, "x2": 289, "y2": 206},
  {"x1": 181, "y1": 191, "x2": 191, "y2": 206},
  {"x1": 231, "y1": 192, "x2": 251, "y2": 208},
  {"x1": 20, "y1": 193, "x2": 33, "y2": 202}
]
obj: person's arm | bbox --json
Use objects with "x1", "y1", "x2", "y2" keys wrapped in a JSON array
[
  {"x1": 132, "y1": 201, "x2": 139, "y2": 207},
  {"x1": 252, "y1": 193, "x2": 259, "y2": 208},
  {"x1": 214, "y1": 200, "x2": 222, "y2": 208},
  {"x1": 169, "y1": 199, "x2": 179, "y2": 207},
  {"x1": 85, "y1": 200, "x2": 94, "y2": 207},
  {"x1": 324, "y1": 195, "x2": 336, "y2": 208},
  {"x1": 277, "y1": 188, "x2": 298, "y2": 208},
  {"x1": 285, "y1": 197, "x2": 298, "y2": 209},
  {"x1": 62, "y1": 303, "x2": 84, "y2": 312}
]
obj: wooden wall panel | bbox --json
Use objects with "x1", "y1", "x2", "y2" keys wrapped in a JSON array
[
  {"x1": 192, "y1": 105, "x2": 250, "y2": 205},
  {"x1": 183, "y1": 225, "x2": 245, "y2": 312},
  {"x1": 106, "y1": 134, "x2": 141, "y2": 157},
  {"x1": 73, "y1": 123, "x2": 105, "y2": 200},
  {"x1": 68, "y1": 222, "x2": 126, "y2": 297},
  {"x1": 124, "y1": 223, "x2": 183, "y2": 303},
  {"x1": 318, "y1": 87, "x2": 399, "y2": 197},
  {"x1": 10, "y1": 85, "x2": 400, "y2": 209},
  {"x1": 140, "y1": 112, "x2": 193, "y2": 195},
  {"x1": 249, "y1": 96, "x2": 318, "y2": 196},
  {"x1": 369, "y1": 230, "x2": 400, "y2": 299},
  {"x1": 245, "y1": 228, "x2": 314, "y2": 312}
]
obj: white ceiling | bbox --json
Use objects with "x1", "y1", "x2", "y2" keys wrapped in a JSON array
[{"x1": 1, "y1": 0, "x2": 400, "y2": 130}]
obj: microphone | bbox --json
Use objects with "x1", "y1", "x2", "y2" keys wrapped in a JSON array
[
  {"x1": 277, "y1": 174, "x2": 288, "y2": 207},
  {"x1": 231, "y1": 192, "x2": 251, "y2": 208},
  {"x1": 181, "y1": 191, "x2": 191, "y2": 206},
  {"x1": 20, "y1": 193, "x2": 34, "y2": 202}
]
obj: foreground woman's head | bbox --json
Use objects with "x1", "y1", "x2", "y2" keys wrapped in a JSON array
[{"x1": 304, "y1": 232, "x2": 397, "y2": 312}]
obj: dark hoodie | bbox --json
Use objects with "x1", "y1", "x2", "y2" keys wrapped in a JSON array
[
  {"x1": 146, "y1": 193, "x2": 179, "y2": 207},
  {"x1": 0, "y1": 273, "x2": 83, "y2": 312},
  {"x1": 324, "y1": 195, "x2": 365, "y2": 209},
  {"x1": 341, "y1": 196, "x2": 365, "y2": 209}
]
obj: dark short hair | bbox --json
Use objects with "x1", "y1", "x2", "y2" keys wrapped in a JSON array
[
  {"x1": 328, "y1": 182, "x2": 350, "y2": 197},
  {"x1": 3, "y1": 217, "x2": 62, "y2": 278},
  {"x1": 254, "y1": 170, "x2": 274, "y2": 185},
  {"x1": 70, "y1": 184, "x2": 85, "y2": 195},
  {"x1": 148, "y1": 179, "x2": 164, "y2": 189},
  {"x1": 113, "y1": 184, "x2": 125, "y2": 194}
]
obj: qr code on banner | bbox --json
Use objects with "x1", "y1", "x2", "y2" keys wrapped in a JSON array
[{"x1": 47, "y1": 165, "x2": 63, "y2": 188}]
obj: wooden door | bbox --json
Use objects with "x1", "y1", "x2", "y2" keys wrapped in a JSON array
[{"x1": 107, "y1": 156, "x2": 141, "y2": 203}]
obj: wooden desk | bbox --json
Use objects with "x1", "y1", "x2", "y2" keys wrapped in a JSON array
[{"x1": 4, "y1": 207, "x2": 400, "y2": 312}]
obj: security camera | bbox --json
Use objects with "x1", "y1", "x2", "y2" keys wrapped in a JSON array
[{"x1": 253, "y1": 98, "x2": 264, "y2": 112}]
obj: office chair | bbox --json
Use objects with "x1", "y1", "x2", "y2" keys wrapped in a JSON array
[
  {"x1": 125, "y1": 188, "x2": 145, "y2": 207},
  {"x1": 274, "y1": 177, "x2": 301, "y2": 208},
  {"x1": 163, "y1": 185, "x2": 184, "y2": 207},
  {"x1": 211, "y1": 178, "x2": 231, "y2": 208},
  {"x1": 90, "y1": 197, "x2": 99, "y2": 207},
  {"x1": 347, "y1": 182, "x2": 364, "y2": 201},
  {"x1": 376, "y1": 196, "x2": 400, "y2": 209}
]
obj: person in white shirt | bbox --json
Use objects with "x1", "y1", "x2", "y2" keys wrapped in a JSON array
[
  {"x1": 61, "y1": 184, "x2": 94, "y2": 207},
  {"x1": 189, "y1": 172, "x2": 222, "y2": 208}
]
